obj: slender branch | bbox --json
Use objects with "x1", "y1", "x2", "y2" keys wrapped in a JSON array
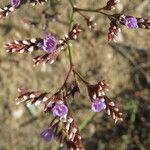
[
  {"x1": 68, "y1": 45, "x2": 73, "y2": 65},
  {"x1": 74, "y1": 70, "x2": 89, "y2": 85},
  {"x1": 58, "y1": 64, "x2": 74, "y2": 92},
  {"x1": 98, "y1": 11, "x2": 113, "y2": 18},
  {"x1": 68, "y1": 0, "x2": 74, "y2": 8},
  {"x1": 73, "y1": 7, "x2": 103, "y2": 13},
  {"x1": 73, "y1": 7, "x2": 113, "y2": 20},
  {"x1": 68, "y1": 10, "x2": 74, "y2": 65},
  {"x1": 69, "y1": 0, "x2": 105, "y2": 13}
]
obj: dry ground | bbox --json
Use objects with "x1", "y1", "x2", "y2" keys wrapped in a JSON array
[{"x1": 0, "y1": 0, "x2": 150, "y2": 150}]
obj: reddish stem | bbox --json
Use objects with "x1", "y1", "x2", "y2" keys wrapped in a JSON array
[{"x1": 73, "y1": 70, "x2": 89, "y2": 85}]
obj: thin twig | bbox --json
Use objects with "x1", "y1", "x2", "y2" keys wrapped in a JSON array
[
  {"x1": 74, "y1": 70, "x2": 89, "y2": 85},
  {"x1": 68, "y1": 0, "x2": 74, "y2": 8}
]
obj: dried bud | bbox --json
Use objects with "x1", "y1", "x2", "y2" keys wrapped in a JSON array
[
  {"x1": 108, "y1": 21, "x2": 122, "y2": 42},
  {"x1": 0, "y1": 0, "x2": 47, "y2": 19},
  {"x1": 71, "y1": 85, "x2": 80, "y2": 97},
  {"x1": 104, "y1": 96, "x2": 123, "y2": 123},
  {"x1": 87, "y1": 80, "x2": 109, "y2": 100},
  {"x1": 65, "y1": 82, "x2": 80, "y2": 98},
  {"x1": 137, "y1": 18, "x2": 150, "y2": 29},
  {"x1": 16, "y1": 88, "x2": 49, "y2": 106},
  {"x1": 85, "y1": 17, "x2": 97, "y2": 30},
  {"x1": 29, "y1": 0, "x2": 48, "y2": 6},
  {"x1": 33, "y1": 51, "x2": 60, "y2": 65},
  {"x1": 0, "y1": 5, "x2": 15, "y2": 19},
  {"x1": 69, "y1": 24, "x2": 81, "y2": 40},
  {"x1": 103, "y1": 0, "x2": 120, "y2": 10}
]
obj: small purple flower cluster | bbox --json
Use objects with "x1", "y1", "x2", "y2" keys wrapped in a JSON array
[
  {"x1": 42, "y1": 32, "x2": 57, "y2": 53},
  {"x1": 41, "y1": 98, "x2": 107, "y2": 141},
  {"x1": 52, "y1": 101, "x2": 68, "y2": 117},
  {"x1": 124, "y1": 17, "x2": 138, "y2": 29},
  {"x1": 41, "y1": 97, "x2": 107, "y2": 142},
  {"x1": 91, "y1": 98, "x2": 106, "y2": 112},
  {"x1": 40, "y1": 128, "x2": 53, "y2": 142},
  {"x1": 11, "y1": 0, "x2": 20, "y2": 7},
  {"x1": 41, "y1": 101, "x2": 68, "y2": 142}
]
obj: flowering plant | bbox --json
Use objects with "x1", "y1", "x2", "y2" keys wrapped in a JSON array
[{"x1": 1, "y1": 0, "x2": 149, "y2": 149}]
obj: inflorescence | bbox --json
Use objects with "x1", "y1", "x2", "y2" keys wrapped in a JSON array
[{"x1": 1, "y1": 0, "x2": 150, "y2": 149}]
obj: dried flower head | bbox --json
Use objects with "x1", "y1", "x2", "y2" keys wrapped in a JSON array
[
  {"x1": 87, "y1": 80, "x2": 123, "y2": 122},
  {"x1": 103, "y1": 0, "x2": 120, "y2": 10},
  {"x1": 68, "y1": 23, "x2": 81, "y2": 40},
  {"x1": 16, "y1": 86, "x2": 84, "y2": 149},
  {"x1": 137, "y1": 18, "x2": 150, "y2": 29},
  {"x1": 111, "y1": 14, "x2": 150, "y2": 30},
  {"x1": 108, "y1": 20, "x2": 122, "y2": 41},
  {"x1": 4, "y1": 38, "x2": 42, "y2": 53},
  {"x1": 0, "y1": 5, "x2": 15, "y2": 18},
  {"x1": 86, "y1": 17, "x2": 97, "y2": 30},
  {"x1": 87, "y1": 80, "x2": 109, "y2": 99},
  {"x1": 4, "y1": 24, "x2": 81, "y2": 65},
  {"x1": 28, "y1": 0, "x2": 48, "y2": 6},
  {"x1": 104, "y1": 96, "x2": 123, "y2": 123},
  {"x1": 49, "y1": 116, "x2": 84, "y2": 149}
]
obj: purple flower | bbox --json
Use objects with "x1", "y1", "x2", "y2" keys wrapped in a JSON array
[
  {"x1": 124, "y1": 17, "x2": 138, "y2": 29},
  {"x1": 91, "y1": 98, "x2": 106, "y2": 112},
  {"x1": 40, "y1": 128, "x2": 53, "y2": 142},
  {"x1": 11, "y1": 0, "x2": 20, "y2": 7},
  {"x1": 52, "y1": 101, "x2": 68, "y2": 117},
  {"x1": 42, "y1": 32, "x2": 57, "y2": 53}
]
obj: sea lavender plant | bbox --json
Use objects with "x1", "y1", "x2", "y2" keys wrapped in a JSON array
[{"x1": 1, "y1": 0, "x2": 150, "y2": 149}]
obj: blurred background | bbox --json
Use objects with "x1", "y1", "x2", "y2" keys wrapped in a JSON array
[{"x1": 0, "y1": 0, "x2": 150, "y2": 150}]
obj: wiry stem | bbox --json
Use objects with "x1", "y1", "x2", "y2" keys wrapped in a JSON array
[
  {"x1": 68, "y1": 11, "x2": 74, "y2": 65},
  {"x1": 73, "y1": 70, "x2": 89, "y2": 85},
  {"x1": 58, "y1": 64, "x2": 74, "y2": 92},
  {"x1": 73, "y1": 7, "x2": 103, "y2": 13},
  {"x1": 68, "y1": 0, "x2": 74, "y2": 8}
]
